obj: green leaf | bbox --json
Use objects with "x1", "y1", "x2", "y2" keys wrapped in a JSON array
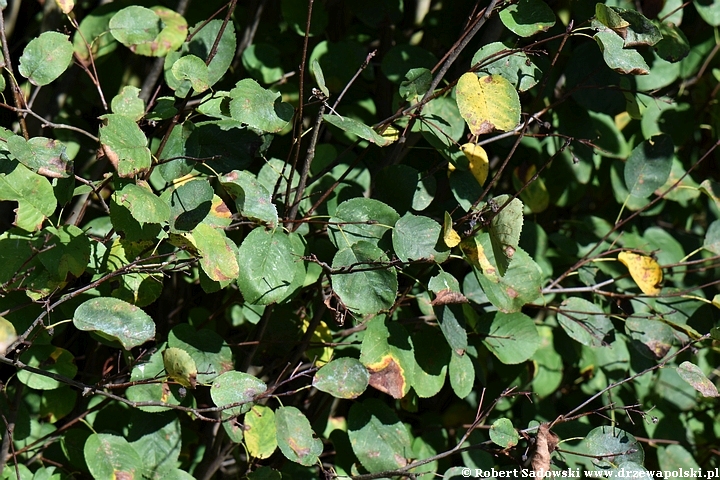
[
  {"x1": 348, "y1": 398, "x2": 412, "y2": 472},
  {"x1": 392, "y1": 213, "x2": 449, "y2": 263},
  {"x1": 381, "y1": 44, "x2": 437, "y2": 83},
  {"x1": 126, "y1": 349, "x2": 188, "y2": 413},
  {"x1": 676, "y1": 361, "x2": 720, "y2": 397},
  {"x1": 229, "y1": 79, "x2": 294, "y2": 133},
  {"x1": 624, "y1": 134, "x2": 674, "y2": 197},
  {"x1": 411, "y1": 325, "x2": 449, "y2": 398},
  {"x1": 448, "y1": 351, "x2": 474, "y2": 399},
  {"x1": 311, "y1": 58, "x2": 329, "y2": 96},
  {"x1": 168, "y1": 324, "x2": 233, "y2": 384},
  {"x1": 488, "y1": 194, "x2": 524, "y2": 276},
  {"x1": 100, "y1": 114, "x2": 152, "y2": 178},
  {"x1": 625, "y1": 317, "x2": 674, "y2": 360},
  {"x1": 472, "y1": 42, "x2": 541, "y2": 92},
  {"x1": 163, "y1": 347, "x2": 198, "y2": 388},
  {"x1": 594, "y1": 30, "x2": 650, "y2": 75},
  {"x1": 489, "y1": 418, "x2": 519, "y2": 448},
  {"x1": 275, "y1": 406, "x2": 323, "y2": 466},
  {"x1": 109, "y1": 6, "x2": 159, "y2": 47},
  {"x1": 434, "y1": 304, "x2": 468, "y2": 355},
  {"x1": 700, "y1": 179, "x2": 720, "y2": 211},
  {"x1": 84, "y1": 434, "x2": 144, "y2": 480},
  {"x1": 245, "y1": 406, "x2": 277, "y2": 459},
  {"x1": 331, "y1": 241, "x2": 398, "y2": 315},
  {"x1": 18, "y1": 31, "x2": 74, "y2": 86},
  {"x1": 171, "y1": 55, "x2": 210, "y2": 93},
  {"x1": 582, "y1": 426, "x2": 644, "y2": 468},
  {"x1": 7, "y1": 136, "x2": 72, "y2": 178},
  {"x1": 595, "y1": 6, "x2": 662, "y2": 47},
  {"x1": 73, "y1": 3, "x2": 120, "y2": 61},
  {"x1": 111, "y1": 86, "x2": 145, "y2": 121},
  {"x1": 211, "y1": 370, "x2": 267, "y2": 418},
  {"x1": 557, "y1": 297, "x2": 614, "y2": 347},
  {"x1": 165, "y1": 179, "x2": 214, "y2": 232},
  {"x1": 38, "y1": 225, "x2": 90, "y2": 281},
  {"x1": 694, "y1": 0, "x2": 720, "y2": 26},
  {"x1": 17, "y1": 345, "x2": 78, "y2": 390},
  {"x1": 704, "y1": 220, "x2": 720, "y2": 254},
  {"x1": 654, "y1": 23, "x2": 690, "y2": 63},
  {"x1": 236, "y1": 228, "x2": 305, "y2": 304},
  {"x1": 187, "y1": 223, "x2": 239, "y2": 282},
  {"x1": 498, "y1": 0, "x2": 555, "y2": 37},
  {"x1": 480, "y1": 312, "x2": 539, "y2": 364},
  {"x1": 128, "y1": 410, "x2": 182, "y2": 477},
  {"x1": 399, "y1": 68, "x2": 432, "y2": 100},
  {"x1": 243, "y1": 43, "x2": 285, "y2": 84},
  {"x1": 313, "y1": 357, "x2": 370, "y2": 399},
  {"x1": 322, "y1": 113, "x2": 393, "y2": 146},
  {"x1": 456, "y1": 73, "x2": 521, "y2": 135},
  {"x1": 328, "y1": 198, "x2": 399, "y2": 249},
  {"x1": 133, "y1": 6, "x2": 188, "y2": 57},
  {"x1": 73, "y1": 297, "x2": 155, "y2": 349},
  {"x1": 220, "y1": 170, "x2": 278, "y2": 226},
  {"x1": 658, "y1": 445, "x2": 701, "y2": 472},
  {"x1": 0, "y1": 161, "x2": 56, "y2": 231},
  {"x1": 114, "y1": 182, "x2": 170, "y2": 224}
]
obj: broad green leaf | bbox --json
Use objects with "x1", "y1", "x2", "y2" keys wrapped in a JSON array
[
  {"x1": 99, "y1": 114, "x2": 152, "y2": 178},
  {"x1": 381, "y1": 44, "x2": 437, "y2": 84},
  {"x1": 220, "y1": 170, "x2": 278, "y2": 226},
  {"x1": 188, "y1": 223, "x2": 239, "y2": 282},
  {"x1": 489, "y1": 418, "x2": 519, "y2": 448},
  {"x1": 147, "y1": 96, "x2": 177, "y2": 121},
  {"x1": 40, "y1": 386, "x2": 77, "y2": 423},
  {"x1": 171, "y1": 55, "x2": 210, "y2": 93},
  {"x1": 18, "y1": 32, "x2": 73, "y2": 86},
  {"x1": 399, "y1": 68, "x2": 432, "y2": 100},
  {"x1": 472, "y1": 42, "x2": 541, "y2": 92},
  {"x1": 625, "y1": 317, "x2": 674, "y2": 360},
  {"x1": 488, "y1": 194, "x2": 524, "y2": 276},
  {"x1": 595, "y1": 6, "x2": 662, "y2": 47},
  {"x1": 17, "y1": 345, "x2": 78, "y2": 390},
  {"x1": 676, "y1": 361, "x2": 720, "y2": 397},
  {"x1": 480, "y1": 312, "x2": 539, "y2": 364},
  {"x1": 165, "y1": 179, "x2": 214, "y2": 232},
  {"x1": 435, "y1": 304, "x2": 468, "y2": 355},
  {"x1": 109, "y1": 6, "x2": 160, "y2": 46},
  {"x1": 164, "y1": 19, "x2": 235, "y2": 96},
  {"x1": 456, "y1": 73, "x2": 520, "y2": 135},
  {"x1": 275, "y1": 406, "x2": 323, "y2": 466},
  {"x1": 374, "y1": 164, "x2": 432, "y2": 215},
  {"x1": 583, "y1": 426, "x2": 644, "y2": 468},
  {"x1": 658, "y1": 445, "x2": 701, "y2": 472},
  {"x1": 229, "y1": 79, "x2": 293, "y2": 133},
  {"x1": 168, "y1": 324, "x2": 233, "y2": 384},
  {"x1": 594, "y1": 30, "x2": 650, "y2": 75},
  {"x1": 0, "y1": 161, "x2": 56, "y2": 231},
  {"x1": 624, "y1": 134, "x2": 673, "y2": 197},
  {"x1": 104, "y1": 238, "x2": 163, "y2": 307},
  {"x1": 328, "y1": 198, "x2": 399, "y2": 248},
  {"x1": 84, "y1": 434, "x2": 144, "y2": 480},
  {"x1": 429, "y1": 272, "x2": 461, "y2": 294},
  {"x1": 73, "y1": 297, "x2": 155, "y2": 349},
  {"x1": 595, "y1": 4, "x2": 630, "y2": 31},
  {"x1": 133, "y1": 7, "x2": 188, "y2": 57},
  {"x1": 448, "y1": 351, "x2": 474, "y2": 398},
  {"x1": 392, "y1": 213, "x2": 449, "y2": 263},
  {"x1": 411, "y1": 325, "x2": 449, "y2": 398},
  {"x1": 313, "y1": 357, "x2": 370, "y2": 399},
  {"x1": 348, "y1": 398, "x2": 412, "y2": 472},
  {"x1": 128, "y1": 411, "x2": 182, "y2": 477},
  {"x1": 243, "y1": 43, "x2": 284, "y2": 84},
  {"x1": 237, "y1": 228, "x2": 304, "y2": 304},
  {"x1": 360, "y1": 317, "x2": 415, "y2": 399},
  {"x1": 322, "y1": 114, "x2": 393, "y2": 146},
  {"x1": 114, "y1": 182, "x2": 170, "y2": 224},
  {"x1": 499, "y1": 0, "x2": 555, "y2": 37},
  {"x1": 72, "y1": 2, "x2": 120, "y2": 60},
  {"x1": 245, "y1": 406, "x2": 277, "y2": 459},
  {"x1": 704, "y1": 220, "x2": 720, "y2": 254},
  {"x1": 111, "y1": 86, "x2": 145, "y2": 121},
  {"x1": 557, "y1": 297, "x2": 613, "y2": 347},
  {"x1": 38, "y1": 225, "x2": 90, "y2": 282},
  {"x1": 211, "y1": 371, "x2": 267, "y2": 418},
  {"x1": 163, "y1": 347, "x2": 198, "y2": 388},
  {"x1": 7, "y1": 136, "x2": 72, "y2": 178},
  {"x1": 331, "y1": 241, "x2": 398, "y2": 315},
  {"x1": 694, "y1": 0, "x2": 720, "y2": 26},
  {"x1": 655, "y1": 23, "x2": 690, "y2": 63}
]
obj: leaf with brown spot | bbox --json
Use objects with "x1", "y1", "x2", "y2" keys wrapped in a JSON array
[{"x1": 367, "y1": 356, "x2": 406, "y2": 399}]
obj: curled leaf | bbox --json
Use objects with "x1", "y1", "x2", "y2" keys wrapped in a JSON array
[
  {"x1": 443, "y1": 212, "x2": 461, "y2": 248},
  {"x1": 461, "y1": 143, "x2": 490, "y2": 186},
  {"x1": 163, "y1": 347, "x2": 198, "y2": 388},
  {"x1": 618, "y1": 251, "x2": 662, "y2": 295},
  {"x1": 531, "y1": 423, "x2": 560, "y2": 476}
]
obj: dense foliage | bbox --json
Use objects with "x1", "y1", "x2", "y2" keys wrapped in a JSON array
[{"x1": 0, "y1": 0, "x2": 719, "y2": 478}]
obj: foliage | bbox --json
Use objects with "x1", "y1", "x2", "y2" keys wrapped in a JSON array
[{"x1": 0, "y1": 0, "x2": 719, "y2": 479}]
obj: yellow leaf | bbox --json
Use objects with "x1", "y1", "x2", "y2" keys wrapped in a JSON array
[
  {"x1": 443, "y1": 212, "x2": 461, "y2": 248},
  {"x1": 618, "y1": 251, "x2": 662, "y2": 295},
  {"x1": 0, "y1": 316, "x2": 17, "y2": 355},
  {"x1": 461, "y1": 143, "x2": 489, "y2": 186}
]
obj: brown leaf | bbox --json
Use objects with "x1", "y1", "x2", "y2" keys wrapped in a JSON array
[
  {"x1": 431, "y1": 289, "x2": 469, "y2": 306},
  {"x1": 531, "y1": 423, "x2": 559, "y2": 476},
  {"x1": 367, "y1": 355, "x2": 406, "y2": 399}
]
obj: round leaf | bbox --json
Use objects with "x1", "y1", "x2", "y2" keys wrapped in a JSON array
[
  {"x1": 583, "y1": 426, "x2": 644, "y2": 468},
  {"x1": 162, "y1": 347, "x2": 198, "y2": 389},
  {"x1": 557, "y1": 297, "x2": 613, "y2": 347},
  {"x1": 245, "y1": 405, "x2": 277, "y2": 459},
  {"x1": 617, "y1": 251, "x2": 663, "y2": 295},
  {"x1": 594, "y1": 30, "x2": 650, "y2": 75},
  {"x1": 499, "y1": 0, "x2": 555, "y2": 37},
  {"x1": 211, "y1": 370, "x2": 267, "y2": 418},
  {"x1": 114, "y1": 183, "x2": 170, "y2": 225},
  {"x1": 480, "y1": 311, "x2": 539, "y2": 364},
  {"x1": 348, "y1": 399, "x2": 412, "y2": 473},
  {"x1": 331, "y1": 241, "x2": 398, "y2": 315},
  {"x1": 17, "y1": 345, "x2": 78, "y2": 390},
  {"x1": 392, "y1": 213, "x2": 449, "y2": 263},
  {"x1": 328, "y1": 198, "x2": 399, "y2": 249},
  {"x1": 99, "y1": 114, "x2": 152, "y2": 178},
  {"x1": 171, "y1": 55, "x2": 210, "y2": 93},
  {"x1": 624, "y1": 134, "x2": 674, "y2": 198},
  {"x1": 168, "y1": 324, "x2": 233, "y2": 384},
  {"x1": 84, "y1": 433, "x2": 144, "y2": 480},
  {"x1": 456, "y1": 73, "x2": 521, "y2": 135},
  {"x1": 109, "y1": 6, "x2": 160, "y2": 47},
  {"x1": 73, "y1": 297, "x2": 155, "y2": 349},
  {"x1": 229, "y1": 79, "x2": 293, "y2": 133},
  {"x1": 489, "y1": 418, "x2": 519, "y2": 448},
  {"x1": 7, "y1": 136, "x2": 72, "y2": 179},
  {"x1": 275, "y1": 406, "x2": 323, "y2": 466},
  {"x1": 18, "y1": 32, "x2": 74, "y2": 86},
  {"x1": 313, "y1": 357, "x2": 370, "y2": 399}
]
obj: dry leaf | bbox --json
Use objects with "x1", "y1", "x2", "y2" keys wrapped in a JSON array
[
  {"x1": 531, "y1": 423, "x2": 559, "y2": 476},
  {"x1": 431, "y1": 289, "x2": 469, "y2": 306},
  {"x1": 618, "y1": 251, "x2": 662, "y2": 295}
]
